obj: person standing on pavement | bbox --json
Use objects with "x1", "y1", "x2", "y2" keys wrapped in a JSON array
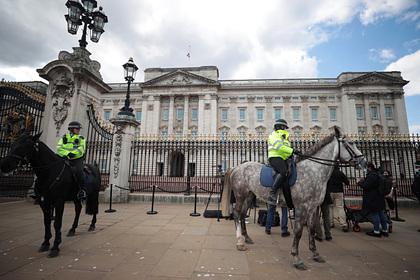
[
  {"x1": 265, "y1": 194, "x2": 290, "y2": 237},
  {"x1": 328, "y1": 164, "x2": 350, "y2": 232},
  {"x1": 315, "y1": 184, "x2": 333, "y2": 241},
  {"x1": 359, "y1": 162, "x2": 388, "y2": 237}
]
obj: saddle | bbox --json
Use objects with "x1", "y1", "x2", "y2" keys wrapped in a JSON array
[
  {"x1": 259, "y1": 159, "x2": 297, "y2": 188},
  {"x1": 260, "y1": 159, "x2": 297, "y2": 209},
  {"x1": 67, "y1": 163, "x2": 97, "y2": 195}
]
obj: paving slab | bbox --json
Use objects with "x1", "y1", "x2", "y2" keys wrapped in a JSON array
[{"x1": 0, "y1": 201, "x2": 419, "y2": 279}]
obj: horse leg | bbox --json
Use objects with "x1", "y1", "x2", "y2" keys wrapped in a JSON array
[
  {"x1": 38, "y1": 201, "x2": 52, "y2": 252},
  {"x1": 291, "y1": 209, "x2": 307, "y2": 270},
  {"x1": 67, "y1": 199, "x2": 82, "y2": 236},
  {"x1": 233, "y1": 201, "x2": 246, "y2": 251},
  {"x1": 308, "y1": 210, "x2": 325, "y2": 263},
  {"x1": 48, "y1": 200, "x2": 64, "y2": 258},
  {"x1": 241, "y1": 193, "x2": 255, "y2": 244},
  {"x1": 88, "y1": 214, "x2": 96, "y2": 231}
]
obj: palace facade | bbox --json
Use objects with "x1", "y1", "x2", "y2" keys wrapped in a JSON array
[{"x1": 99, "y1": 66, "x2": 409, "y2": 137}]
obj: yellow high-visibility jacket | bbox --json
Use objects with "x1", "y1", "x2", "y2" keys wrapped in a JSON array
[{"x1": 268, "y1": 130, "x2": 293, "y2": 160}]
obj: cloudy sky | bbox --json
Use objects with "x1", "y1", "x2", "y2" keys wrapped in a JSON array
[{"x1": 1, "y1": 0, "x2": 419, "y2": 132}]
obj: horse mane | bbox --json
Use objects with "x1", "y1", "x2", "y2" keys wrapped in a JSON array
[
  {"x1": 295, "y1": 133, "x2": 335, "y2": 163},
  {"x1": 38, "y1": 141, "x2": 61, "y2": 162}
]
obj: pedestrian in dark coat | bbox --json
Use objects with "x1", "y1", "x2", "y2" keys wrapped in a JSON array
[
  {"x1": 315, "y1": 187, "x2": 333, "y2": 241},
  {"x1": 358, "y1": 162, "x2": 388, "y2": 237}
]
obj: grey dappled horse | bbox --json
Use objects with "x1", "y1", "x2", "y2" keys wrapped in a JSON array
[{"x1": 220, "y1": 126, "x2": 367, "y2": 270}]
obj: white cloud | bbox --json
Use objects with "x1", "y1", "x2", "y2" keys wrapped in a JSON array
[
  {"x1": 360, "y1": 0, "x2": 417, "y2": 24},
  {"x1": 0, "y1": 0, "x2": 418, "y2": 82},
  {"x1": 0, "y1": 65, "x2": 42, "y2": 82},
  {"x1": 385, "y1": 50, "x2": 420, "y2": 96},
  {"x1": 409, "y1": 124, "x2": 420, "y2": 134},
  {"x1": 369, "y1": 48, "x2": 396, "y2": 63}
]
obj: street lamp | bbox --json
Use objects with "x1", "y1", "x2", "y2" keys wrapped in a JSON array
[
  {"x1": 118, "y1": 58, "x2": 139, "y2": 116},
  {"x1": 65, "y1": 0, "x2": 108, "y2": 48}
]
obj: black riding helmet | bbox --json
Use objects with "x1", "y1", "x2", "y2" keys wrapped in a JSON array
[
  {"x1": 68, "y1": 121, "x2": 82, "y2": 130},
  {"x1": 274, "y1": 119, "x2": 288, "y2": 130}
]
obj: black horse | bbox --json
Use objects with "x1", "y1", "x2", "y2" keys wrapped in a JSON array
[{"x1": 0, "y1": 133, "x2": 100, "y2": 257}]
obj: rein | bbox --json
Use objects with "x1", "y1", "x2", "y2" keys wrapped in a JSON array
[
  {"x1": 297, "y1": 136, "x2": 363, "y2": 167},
  {"x1": 7, "y1": 140, "x2": 69, "y2": 190}
]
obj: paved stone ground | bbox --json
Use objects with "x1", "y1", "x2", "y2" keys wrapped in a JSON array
[{"x1": 0, "y1": 201, "x2": 419, "y2": 280}]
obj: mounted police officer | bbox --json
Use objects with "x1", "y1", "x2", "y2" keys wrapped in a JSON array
[
  {"x1": 267, "y1": 119, "x2": 300, "y2": 208},
  {"x1": 57, "y1": 121, "x2": 86, "y2": 199}
]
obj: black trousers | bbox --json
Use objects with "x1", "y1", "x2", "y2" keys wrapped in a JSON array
[
  {"x1": 70, "y1": 157, "x2": 84, "y2": 188},
  {"x1": 269, "y1": 157, "x2": 288, "y2": 177}
]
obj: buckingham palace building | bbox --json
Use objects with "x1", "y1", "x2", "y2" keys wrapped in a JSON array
[{"x1": 99, "y1": 66, "x2": 409, "y2": 137}]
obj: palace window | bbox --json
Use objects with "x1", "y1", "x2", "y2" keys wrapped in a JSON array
[
  {"x1": 104, "y1": 110, "x2": 111, "y2": 121},
  {"x1": 239, "y1": 108, "x2": 246, "y2": 121},
  {"x1": 221, "y1": 108, "x2": 228, "y2": 121},
  {"x1": 292, "y1": 107, "x2": 300, "y2": 121},
  {"x1": 191, "y1": 108, "x2": 198, "y2": 121},
  {"x1": 370, "y1": 106, "x2": 379, "y2": 120},
  {"x1": 311, "y1": 107, "x2": 318, "y2": 121},
  {"x1": 358, "y1": 126, "x2": 366, "y2": 135},
  {"x1": 385, "y1": 105, "x2": 394, "y2": 120},
  {"x1": 256, "y1": 108, "x2": 264, "y2": 121},
  {"x1": 162, "y1": 108, "x2": 169, "y2": 121},
  {"x1": 329, "y1": 107, "x2": 337, "y2": 121},
  {"x1": 176, "y1": 108, "x2": 184, "y2": 121},
  {"x1": 356, "y1": 105, "x2": 364, "y2": 120},
  {"x1": 135, "y1": 111, "x2": 142, "y2": 121},
  {"x1": 274, "y1": 108, "x2": 282, "y2": 120}
]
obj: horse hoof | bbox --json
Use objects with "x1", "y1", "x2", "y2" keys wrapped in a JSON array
[
  {"x1": 38, "y1": 244, "x2": 50, "y2": 252},
  {"x1": 47, "y1": 249, "x2": 59, "y2": 258},
  {"x1": 236, "y1": 244, "x2": 247, "y2": 251},
  {"x1": 245, "y1": 237, "x2": 254, "y2": 244},
  {"x1": 67, "y1": 229, "x2": 76, "y2": 236},
  {"x1": 294, "y1": 261, "x2": 307, "y2": 270},
  {"x1": 88, "y1": 225, "x2": 95, "y2": 232},
  {"x1": 313, "y1": 255, "x2": 326, "y2": 263}
]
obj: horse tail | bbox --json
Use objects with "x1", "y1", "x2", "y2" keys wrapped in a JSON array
[
  {"x1": 221, "y1": 167, "x2": 233, "y2": 217},
  {"x1": 85, "y1": 162, "x2": 100, "y2": 215}
]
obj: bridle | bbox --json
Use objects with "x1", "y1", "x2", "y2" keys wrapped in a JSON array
[
  {"x1": 4, "y1": 139, "x2": 68, "y2": 190},
  {"x1": 297, "y1": 135, "x2": 364, "y2": 167}
]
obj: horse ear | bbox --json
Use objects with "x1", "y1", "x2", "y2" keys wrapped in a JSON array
[{"x1": 33, "y1": 131, "x2": 42, "y2": 141}]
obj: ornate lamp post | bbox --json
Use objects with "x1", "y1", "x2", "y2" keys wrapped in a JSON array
[
  {"x1": 65, "y1": 0, "x2": 108, "y2": 48},
  {"x1": 118, "y1": 58, "x2": 139, "y2": 117}
]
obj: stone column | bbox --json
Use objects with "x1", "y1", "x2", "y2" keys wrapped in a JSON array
[
  {"x1": 379, "y1": 95, "x2": 387, "y2": 133},
  {"x1": 341, "y1": 94, "x2": 358, "y2": 134},
  {"x1": 37, "y1": 47, "x2": 111, "y2": 149},
  {"x1": 183, "y1": 96, "x2": 189, "y2": 134},
  {"x1": 209, "y1": 94, "x2": 218, "y2": 134},
  {"x1": 198, "y1": 95, "x2": 205, "y2": 134},
  {"x1": 394, "y1": 92, "x2": 409, "y2": 134},
  {"x1": 168, "y1": 96, "x2": 175, "y2": 134},
  {"x1": 105, "y1": 114, "x2": 139, "y2": 203}
]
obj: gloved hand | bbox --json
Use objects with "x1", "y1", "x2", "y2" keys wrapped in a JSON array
[{"x1": 68, "y1": 153, "x2": 76, "y2": 159}]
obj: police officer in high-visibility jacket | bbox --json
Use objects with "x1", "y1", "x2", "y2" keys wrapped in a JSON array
[
  {"x1": 57, "y1": 121, "x2": 86, "y2": 199},
  {"x1": 267, "y1": 119, "x2": 300, "y2": 207}
]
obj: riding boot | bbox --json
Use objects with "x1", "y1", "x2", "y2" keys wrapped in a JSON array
[
  {"x1": 268, "y1": 173, "x2": 283, "y2": 206},
  {"x1": 282, "y1": 183, "x2": 294, "y2": 209}
]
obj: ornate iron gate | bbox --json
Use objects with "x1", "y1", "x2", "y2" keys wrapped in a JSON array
[
  {"x1": 0, "y1": 81, "x2": 46, "y2": 197},
  {"x1": 85, "y1": 104, "x2": 113, "y2": 190}
]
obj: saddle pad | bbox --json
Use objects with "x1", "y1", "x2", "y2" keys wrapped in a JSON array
[
  {"x1": 260, "y1": 160, "x2": 298, "y2": 188},
  {"x1": 260, "y1": 165, "x2": 275, "y2": 187}
]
